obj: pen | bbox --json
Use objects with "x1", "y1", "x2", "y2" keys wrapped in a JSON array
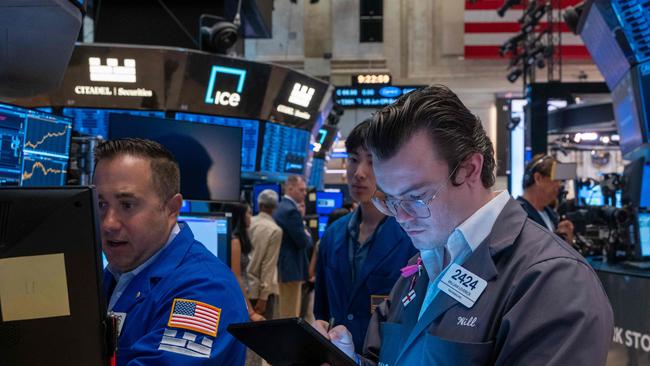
[{"x1": 327, "y1": 317, "x2": 335, "y2": 332}]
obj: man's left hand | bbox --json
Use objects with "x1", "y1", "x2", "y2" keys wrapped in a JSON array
[{"x1": 556, "y1": 219, "x2": 575, "y2": 244}]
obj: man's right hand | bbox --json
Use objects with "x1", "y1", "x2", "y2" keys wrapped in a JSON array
[{"x1": 312, "y1": 320, "x2": 355, "y2": 359}]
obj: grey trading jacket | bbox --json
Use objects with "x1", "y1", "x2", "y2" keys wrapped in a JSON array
[{"x1": 361, "y1": 198, "x2": 614, "y2": 366}]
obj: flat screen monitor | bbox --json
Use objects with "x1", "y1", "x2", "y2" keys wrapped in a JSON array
[
  {"x1": 637, "y1": 212, "x2": 650, "y2": 258},
  {"x1": 252, "y1": 183, "x2": 281, "y2": 214},
  {"x1": 62, "y1": 107, "x2": 165, "y2": 139},
  {"x1": 641, "y1": 163, "x2": 650, "y2": 208},
  {"x1": 623, "y1": 158, "x2": 645, "y2": 207},
  {"x1": 178, "y1": 215, "x2": 231, "y2": 264},
  {"x1": 318, "y1": 215, "x2": 329, "y2": 239},
  {"x1": 0, "y1": 103, "x2": 72, "y2": 187},
  {"x1": 175, "y1": 113, "x2": 260, "y2": 174},
  {"x1": 260, "y1": 122, "x2": 310, "y2": 180},
  {"x1": 0, "y1": 187, "x2": 107, "y2": 365},
  {"x1": 315, "y1": 191, "x2": 343, "y2": 215},
  {"x1": 308, "y1": 157, "x2": 326, "y2": 190},
  {"x1": 576, "y1": 184, "x2": 622, "y2": 208},
  {"x1": 611, "y1": 72, "x2": 644, "y2": 155},
  {"x1": 579, "y1": 2, "x2": 631, "y2": 89},
  {"x1": 109, "y1": 114, "x2": 242, "y2": 202}
]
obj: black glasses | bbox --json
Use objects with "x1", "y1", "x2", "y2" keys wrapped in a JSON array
[{"x1": 370, "y1": 164, "x2": 460, "y2": 219}]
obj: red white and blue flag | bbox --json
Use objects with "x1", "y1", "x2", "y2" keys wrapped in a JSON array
[
  {"x1": 464, "y1": 0, "x2": 589, "y2": 59},
  {"x1": 167, "y1": 299, "x2": 221, "y2": 337}
]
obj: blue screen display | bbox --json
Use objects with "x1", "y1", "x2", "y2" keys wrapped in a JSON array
[
  {"x1": 318, "y1": 215, "x2": 329, "y2": 239},
  {"x1": 175, "y1": 113, "x2": 259, "y2": 173},
  {"x1": 641, "y1": 164, "x2": 650, "y2": 208},
  {"x1": 316, "y1": 191, "x2": 343, "y2": 215},
  {"x1": 0, "y1": 103, "x2": 72, "y2": 187},
  {"x1": 62, "y1": 108, "x2": 165, "y2": 138},
  {"x1": 309, "y1": 157, "x2": 326, "y2": 190},
  {"x1": 638, "y1": 213, "x2": 650, "y2": 257},
  {"x1": 260, "y1": 122, "x2": 310, "y2": 179},
  {"x1": 577, "y1": 185, "x2": 622, "y2": 208}
]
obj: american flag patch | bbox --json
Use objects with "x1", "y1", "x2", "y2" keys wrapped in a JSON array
[{"x1": 167, "y1": 299, "x2": 221, "y2": 337}]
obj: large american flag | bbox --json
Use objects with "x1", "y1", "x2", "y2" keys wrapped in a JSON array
[
  {"x1": 167, "y1": 299, "x2": 221, "y2": 337},
  {"x1": 464, "y1": 0, "x2": 589, "y2": 59}
]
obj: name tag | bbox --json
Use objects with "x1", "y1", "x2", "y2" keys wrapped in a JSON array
[{"x1": 438, "y1": 263, "x2": 487, "y2": 308}]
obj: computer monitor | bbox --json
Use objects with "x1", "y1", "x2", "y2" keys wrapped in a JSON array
[
  {"x1": 259, "y1": 122, "x2": 310, "y2": 180},
  {"x1": 576, "y1": 184, "x2": 622, "y2": 208},
  {"x1": 623, "y1": 158, "x2": 645, "y2": 207},
  {"x1": 177, "y1": 215, "x2": 231, "y2": 266},
  {"x1": 175, "y1": 113, "x2": 260, "y2": 174},
  {"x1": 315, "y1": 191, "x2": 343, "y2": 215},
  {"x1": 0, "y1": 103, "x2": 72, "y2": 187},
  {"x1": 636, "y1": 212, "x2": 650, "y2": 259},
  {"x1": 62, "y1": 107, "x2": 165, "y2": 139},
  {"x1": 318, "y1": 215, "x2": 329, "y2": 239},
  {"x1": 252, "y1": 183, "x2": 281, "y2": 214},
  {"x1": 0, "y1": 187, "x2": 107, "y2": 365},
  {"x1": 641, "y1": 163, "x2": 650, "y2": 209},
  {"x1": 109, "y1": 114, "x2": 242, "y2": 202}
]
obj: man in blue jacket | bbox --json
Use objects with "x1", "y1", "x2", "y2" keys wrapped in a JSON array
[
  {"x1": 314, "y1": 120, "x2": 417, "y2": 351},
  {"x1": 93, "y1": 138, "x2": 247, "y2": 365},
  {"x1": 273, "y1": 175, "x2": 313, "y2": 318}
]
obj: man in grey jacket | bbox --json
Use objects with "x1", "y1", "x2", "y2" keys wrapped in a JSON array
[
  {"x1": 247, "y1": 189, "x2": 283, "y2": 319},
  {"x1": 316, "y1": 85, "x2": 613, "y2": 365}
]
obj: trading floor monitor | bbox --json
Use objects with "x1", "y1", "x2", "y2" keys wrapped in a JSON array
[{"x1": 0, "y1": 187, "x2": 108, "y2": 365}]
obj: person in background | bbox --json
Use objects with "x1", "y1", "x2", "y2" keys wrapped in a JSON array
[
  {"x1": 228, "y1": 202, "x2": 265, "y2": 322},
  {"x1": 247, "y1": 189, "x2": 283, "y2": 320},
  {"x1": 314, "y1": 85, "x2": 612, "y2": 365},
  {"x1": 314, "y1": 119, "x2": 418, "y2": 351},
  {"x1": 94, "y1": 138, "x2": 246, "y2": 365},
  {"x1": 274, "y1": 175, "x2": 313, "y2": 318},
  {"x1": 517, "y1": 154, "x2": 575, "y2": 244}
]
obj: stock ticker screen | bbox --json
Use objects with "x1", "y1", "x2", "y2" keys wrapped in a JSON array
[
  {"x1": 175, "y1": 113, "x2": 259, "y2": 173},
  {"x1": 62, "y1": 108, "x2": 165, "y2": 138},
  {"x1": 260, "y1": 122, "x2": 310, "y2": 179},
  {"x1": 0, "y1": 103, "x2": 72, "y2": 186}
]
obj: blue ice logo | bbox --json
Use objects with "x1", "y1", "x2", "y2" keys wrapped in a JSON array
[{"x1": 204, "y1": 66, "x2": 247, "y2": 107}]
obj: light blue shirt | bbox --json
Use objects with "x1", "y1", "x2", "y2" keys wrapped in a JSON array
[
  {"x1": 107, "y1": 223, "x2": 181, "y2": 311},
  {"x1": 418, "y1": 191, "x2": 511, "y2": 320}
]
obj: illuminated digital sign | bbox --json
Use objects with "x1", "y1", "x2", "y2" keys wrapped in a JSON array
[
  {"x1": 334, "y1": 85, "x2": 426, "y2": 108},
  {"x1": 352, "y1": 73, "x2": 391, "y2": 85}
]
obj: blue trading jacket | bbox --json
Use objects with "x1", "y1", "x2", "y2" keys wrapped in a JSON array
[
  {"x1": 103, "y1": 223, "x2": 248, "y2": 365},
  {"x1": 314, "y1": 213, "x2": 417, "y2": 351}
]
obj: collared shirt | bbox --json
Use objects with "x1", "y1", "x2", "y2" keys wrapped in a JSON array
[
  {"x1": 418, "y1": 190, "x2": 511, "y2": 319},
  {"x1": 537, "y1": 210, "x2": 555, "y2": 231},
  {"x1": 107, "y1": 223, "x2": 181, "y2": 311},
  {"x1": 346, "y1": 207, "x2": 388, "y2": 283}
]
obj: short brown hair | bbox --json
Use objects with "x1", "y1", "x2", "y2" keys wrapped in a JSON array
[
  {"x1": 523, "y1": 154, "x2": 555, "y2": 188},
  {"x1": 94, "y1": 138, "x2": 180, "y2": 202},
  {"x1": 366, "y1": 85, "x2": 496, "y2": 188}
]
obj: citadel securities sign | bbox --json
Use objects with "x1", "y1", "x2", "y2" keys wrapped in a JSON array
[
  {"x1": 49, "y1": 44, "x2": 166, "y2": 109},
  {"x1": 74, "y1": 57, "x2": 153, "y2": 97}
]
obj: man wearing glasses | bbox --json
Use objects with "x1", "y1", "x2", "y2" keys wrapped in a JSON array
[{"x1": 315, "y1": 85, "x2": 613, "y2": 365}]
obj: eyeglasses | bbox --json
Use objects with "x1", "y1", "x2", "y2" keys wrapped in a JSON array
[{"x1": 370, "y1": 164, "x2": 460, "y2": 219}]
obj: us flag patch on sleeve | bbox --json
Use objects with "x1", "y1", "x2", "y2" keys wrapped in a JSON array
[{"x1": 167, "y1": 299, "x2": 221, "y2": 337}]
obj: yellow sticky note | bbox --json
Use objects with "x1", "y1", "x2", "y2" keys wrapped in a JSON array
[{"x1": 0, "y1": 253, "x2": 71, "y2": 322}]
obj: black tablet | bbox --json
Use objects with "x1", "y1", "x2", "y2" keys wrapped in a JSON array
[{"x1": 227, "y1": 318, "x2": 357, "y2": 366}]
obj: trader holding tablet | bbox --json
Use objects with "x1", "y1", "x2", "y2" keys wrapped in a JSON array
[{"x1": 315, "y1": 85, "x2": 613, "y2": 365}]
